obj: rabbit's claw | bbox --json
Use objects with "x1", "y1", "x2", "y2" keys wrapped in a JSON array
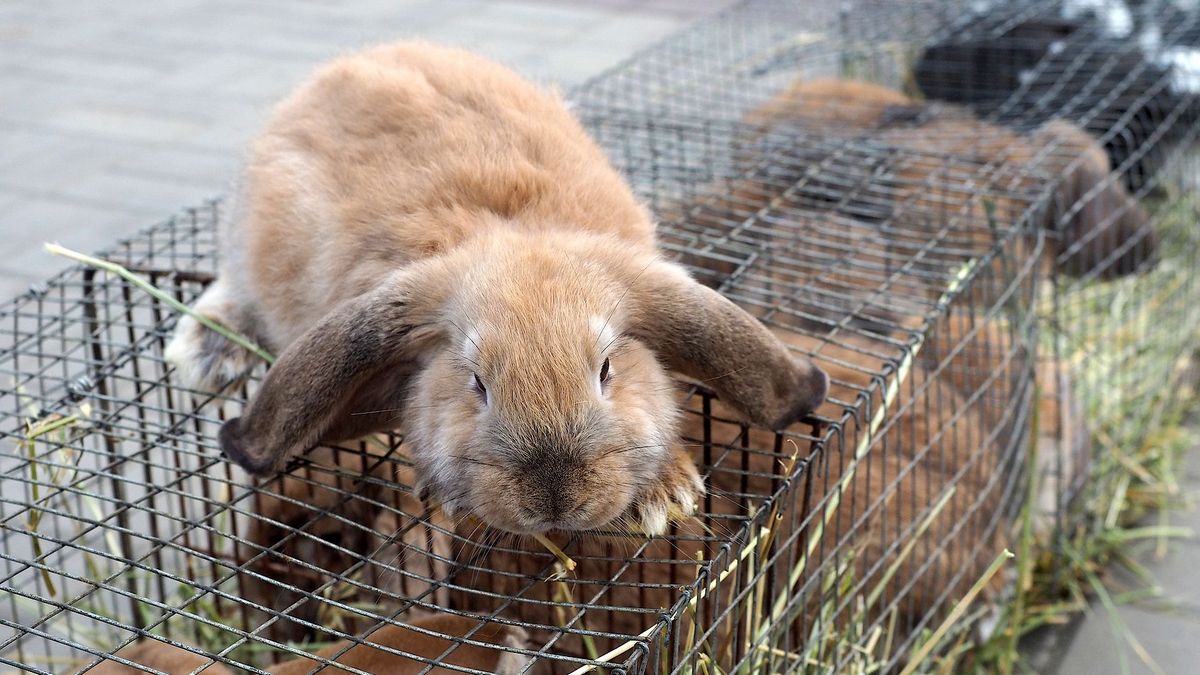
[{"x1": 631, "y1": 448, "x2": 705, "y2": 536}]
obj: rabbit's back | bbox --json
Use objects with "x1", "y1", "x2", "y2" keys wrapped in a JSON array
[{"x1": 234, "y1": 41, "x2": 653, "y2": 346}]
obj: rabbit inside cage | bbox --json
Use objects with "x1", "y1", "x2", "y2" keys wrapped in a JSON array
[{"x1": 4, "y1": 0, "x2": 1200, "y2": 674}]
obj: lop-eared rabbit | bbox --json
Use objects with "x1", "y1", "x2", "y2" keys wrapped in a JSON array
[
  {"x1": 165, "y1": 42, "x2": 827, "y2": 537},
  {"x1": 238, "y1": 316, "x2": 1083, "y2": 668}
]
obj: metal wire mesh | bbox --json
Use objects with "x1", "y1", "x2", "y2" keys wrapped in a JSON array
[
  {"x1": 904, "y1": 0, "x2": 1200, "y2": 530},
  {"x1": 2, "y1": 0, "x2": 1198, "y2": 673}
]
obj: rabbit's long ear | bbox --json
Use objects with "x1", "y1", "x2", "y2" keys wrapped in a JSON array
[
  {"x1": 219, "y1": 272, "x2": 444, "y2": 476},
  {"x1": 1066, "y1": 162, "x2": 1155, "y2": 278},
  {"x1": 627, "y1": 260, "x2": 827, "y2": 430},
  {"x1": 1037, "y1": 120, "x2": 1155, "y2": 278}
]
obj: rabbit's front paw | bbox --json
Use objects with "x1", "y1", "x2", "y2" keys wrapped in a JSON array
[
  {"x1": 166, "y1": 313, "x2": 257, "y2": 393},
  {"x1": 164, "y1": 283, "x2": 259, "y2": 393},
  {"x1": 631, "y1": 448, "x2": 705, "y2": 536}
]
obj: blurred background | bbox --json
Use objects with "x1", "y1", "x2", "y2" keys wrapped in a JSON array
[{"x1": 0, "y1": 0, "x2": 725, "y2": 299}]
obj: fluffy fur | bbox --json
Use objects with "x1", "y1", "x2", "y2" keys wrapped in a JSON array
[
  {"x1": 241, "y1": 317, "x2": 1083, "y2": 668},
  {"x1": 165, "y1": 41, "x2": 826, "y2": 536},
  {"x1": 236, "y1": 320, "x2": 1084, "y2": 666}
]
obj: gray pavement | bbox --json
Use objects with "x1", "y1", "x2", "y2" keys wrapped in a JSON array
[
  {"x1": 1044, "y1": 440, "x2": 1200, "y2": 675},
  {"x1": 0, "y1": 0, "x2": 724, "y2": 299}
]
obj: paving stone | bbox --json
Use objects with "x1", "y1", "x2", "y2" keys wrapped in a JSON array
[
  {"x1": 0, "y1": 272, "x2": 47, "y2": 305},
  {"x1": 1028, "y1": 437, "x2": 1200, "y2": 674},
  {"x1": 1056, "y1": 599, "x2": 1200, "y2": 675},
  {"x1": 0, "y1": 196, "x2": 151, "y2": 270}
]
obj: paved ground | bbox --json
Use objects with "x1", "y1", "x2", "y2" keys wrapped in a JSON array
[
  {"x1": 0, "y1": 0, "x2": 724, "y2": 299},
  {"x1": 1028, "y1": 439, "x2": 1200, "y2": 675}
]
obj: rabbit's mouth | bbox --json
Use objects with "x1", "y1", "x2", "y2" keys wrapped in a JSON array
[{"x1": 418, "y1": 474, "x2": 629, "y2": 535}]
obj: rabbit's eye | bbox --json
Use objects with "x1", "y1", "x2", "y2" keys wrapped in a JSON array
[
  {"x1": 599, "y1": 357, "x2": 612, "y2": 385},
  {"x1": 473, "y1": 373, "x2": 488, "y2": 404}
]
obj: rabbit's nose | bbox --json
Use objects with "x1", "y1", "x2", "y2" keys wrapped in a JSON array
[
  {"x1": 804, "y1": 366, "x2": 830, "y2": 415},
  {"x1": 529, "y1": 473, "x2": 580, "y2": 521},
  {"x1": 520, "y1": 460, "x2": 584, "y2": 522}
]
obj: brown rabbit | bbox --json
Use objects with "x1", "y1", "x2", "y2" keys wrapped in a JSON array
[
  {"x1": 240, "y1": 442, "x2": 451, "y2": 645},
  {"x1": 75, "y1": 614, "x2": 528, "y2": 675},
  {"x1": 734, "y1": 78, "x2": 1154, "y2": 280},
  {"x1": 268, "y1": 614, "x2": 529, "y2": 675},
  {"x1": 926, "y1": 312, "x2": 1091, "y2": 540},
  {"x1": 77, "y1": 639, "x2": 234, "y2": 674},
  {"x1": 164, "y1": 41, "x2": 827, "y2": 537},
  {"x1": 245, "y1": 316, "x2": 1065, "y2": 669},
  {"x1": 239, "y1": 317, "x2": 1073, "y2": 672}
]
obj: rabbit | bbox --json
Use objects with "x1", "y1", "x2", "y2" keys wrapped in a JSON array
[
  {"x1": 303, "y1": 300, "x2": 1070, "y2": 669},
  {"x1": 925, "y1": 312, "x2": 1092, "y2": 541},
  {"x1": 732, "y1": 78, "x2": 1155, "y2": 280},
  {"x1": 163, "y1": 41, "x2": 827, "y2": 538},
  {"x1": 240, "y1": 442, "x2": 453, "y2": 646},
  {"x1": 240, "y1": 444, "x2": 389, "y2": 645},
  {"x1": 76, "y1": 639, "x2": 233, "y2": 674},
  {"x1": 359, "y1": 467, "x2": 454, "y2": 617},
  {"x1": 75, "y1": 614, "x2": 528, "y2": 675},
  {"x1": 268, "y1": 614, "x2": 529, "y2": 675}
]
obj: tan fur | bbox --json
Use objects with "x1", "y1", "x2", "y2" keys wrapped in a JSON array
[
  {"x1": 166, "y1": 41, "x2": 827, "y2": 536},
  {"x1": 268, "y1": 614, "x2": 529, "y2": 675},
  {"x1": 75, "y1": 640, "x2": 233, "y2": 675},
  {"x1": 432, "y1": 303, "x2": 1088, "y2": 666},
  {"x1": 74, "y1": 615, "x2": 527, "y2": 675},
  {"x1": 927, "y1": 313, "x2": 1091, "y2": 539},
  {"x1": 742, "y1": 77, "x2": 913, "y2": 131},
  {"x1": 245, "y1": 316, "x2": 1077, "y2": 666},
  {"x1": 734, "y1": 78, "x2": 1153, "y2": 282},
  {"x1": 239, "y1": 44, "x2": 654, "y2": 343}
]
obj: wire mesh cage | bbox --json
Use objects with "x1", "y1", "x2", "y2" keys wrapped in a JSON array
[
  {"x1": 577, "y1": 0, "x2": 1200, "y2": 533},
  {"x1": 3, "y1": 0, "x2": 1199, "y2": 673},
  {"x1": 902, "y1": 0, "x2": 1200, "y2": 535},
  {"x1": 0, "y1": 208, "x2": 1040, "y2": 674}
]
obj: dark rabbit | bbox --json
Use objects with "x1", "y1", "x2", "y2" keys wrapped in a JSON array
[
  {"x1": 913, "y1": 3, "x2": 1193, "y2": 193},
  {"x1": 75, "y1": 614, "x2": 528, "y2": 675}
]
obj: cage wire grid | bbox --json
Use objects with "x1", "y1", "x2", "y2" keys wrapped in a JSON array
[
  {"x1": 890, "y1": 0, "x2": 1200, "y2": 526},
  {"x1": 3, "y1": 0, "x2": 1200, "y2": 673},
  {"x1": 576, "y1": 0, "x2": 1200, "y2": 528},
  {"x1": 0, "y1": 195, "x2": 1039, "y2": 675}
]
